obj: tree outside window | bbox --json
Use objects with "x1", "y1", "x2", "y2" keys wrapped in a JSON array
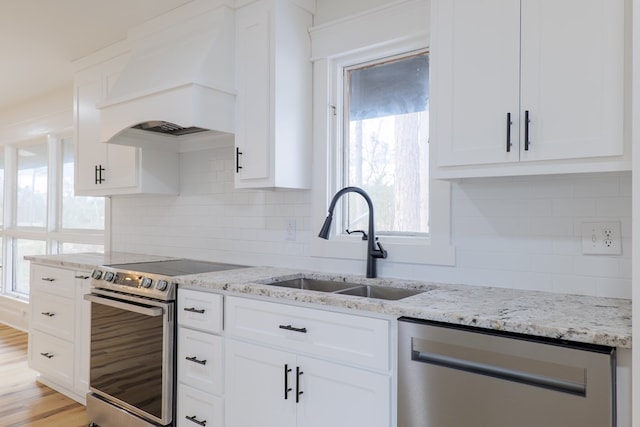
[{"x1": 344, "y1": 52, "x2": 429, "y2": 236}]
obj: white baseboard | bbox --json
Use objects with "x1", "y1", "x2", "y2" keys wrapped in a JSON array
[{"x1": 0, "y1": 296, "x2": 29, "y2": 332}]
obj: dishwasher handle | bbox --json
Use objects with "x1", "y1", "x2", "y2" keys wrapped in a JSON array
[{"x1": 412, "y1": 350, "x2": 586, "y2": 396}]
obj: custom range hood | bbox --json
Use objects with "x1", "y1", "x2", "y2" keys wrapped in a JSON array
[{"x1": 97, "y1": 2, "x2": 235, "y2": 145}]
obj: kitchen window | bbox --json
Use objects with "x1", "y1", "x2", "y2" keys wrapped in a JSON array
[
  {"x1": 2, "y1": 135, "x2": 104, "y2": 299},
  {"x1": 343, "y1": 52, "x2": 429, "y2": 236},
  {"x1": 17, "y1": 144, "x2": 48, "y2": 227},
  {"x1": 310, "y1": 0, "x2": 454, "y2": 267}
]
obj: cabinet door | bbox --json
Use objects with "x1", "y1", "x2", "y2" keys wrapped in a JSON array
[
  {"x1": 226, "y1": 340, "x2": 296, "y2": 427},
  {"x1": 234, "y1": 0, "x2": 312, "y2": 189},
  {"x1": 178, "y1": 328, "x2": 224, "y2": 395},
  {"x1": 432, "y1": 0, "x2": 520, "y2": 166},
  {"x1": 519, "y1": 0, "x2": 624, "y2": 162},
  {"x1": 235, "y1": 0, "x2": 272, "y2": 184},
  {"x1": 74, "y1": 58, "x2": 138, "y2": 195},
  {"x1": 296, "y1": 356, "x2": 391, "y2": 427},
  {"x1": 29, "y1": 329, "x2": 75, "y2": 388},
  {"x1": 177, "y1": 384, "x2": 224, "y2": 427},
  {"x1": 177, "y1": 289, "x2": 223, "y2": 334},
  {"x1": 30, "y1": 292, "x2": 75, "y2": 341}
]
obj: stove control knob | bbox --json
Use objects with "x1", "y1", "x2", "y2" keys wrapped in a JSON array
[
  {"x1": 91, "y1": 270, "x2": 102, "y2": 280},
  {"x1": 141, "y1": 277, "x2": 153, "y2": 288},
  {"x1": 156, "y1": 280, "x2": 169, "y2": 291},
  {"x1": 103, "y1": 272, "x2": 115, "y2": 282}
]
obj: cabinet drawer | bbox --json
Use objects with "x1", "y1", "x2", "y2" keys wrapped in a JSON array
[
  {"x1": 178, "y1": 289, "x2": 223, "y2": 333},
  {"x1": 225, "y1": 296, "x2": 390, "y2": 371},
  {"x1": 178, "y1": 328, "x2": 224, "y2": 395},
  {"x1": 177, "y1": 384, "x2": 223, "y2": 427},
  {"x1": 30, "y1": 292, "x2": 74, "y2": 341},
  {"x1": 30, "y1": 264, "x2": 76, "y2": 298},
  {"x1": 29, "y1": 329, "x2": 74, "y2": 387}
]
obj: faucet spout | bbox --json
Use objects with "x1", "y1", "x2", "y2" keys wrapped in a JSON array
[{"x1": 318, "y1": 186, "x2": 388, "y2": 278}]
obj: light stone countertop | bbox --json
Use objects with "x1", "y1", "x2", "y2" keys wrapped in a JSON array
[
  {"x1": 24, "y1": 252, "x2": 176, "y2": 271},
  {"x1": 176, "y1": 267, "x2": 632, "y2": 349},
  {"x1": 25, "y1": 254, "x2": 632, "y2": 349}
]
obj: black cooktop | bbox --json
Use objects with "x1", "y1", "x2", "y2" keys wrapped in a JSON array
[{"x1": 107, "y1": 259, "x2": 248, "y2": 277}]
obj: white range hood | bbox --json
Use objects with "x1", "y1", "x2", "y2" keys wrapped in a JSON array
[{"x1": 97, "y1": 3, "x2": 236, "y2": 144}]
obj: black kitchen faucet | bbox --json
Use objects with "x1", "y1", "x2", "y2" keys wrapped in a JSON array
[{"x1": 318, "y1": 186, "x2": 388, "y2": 278}]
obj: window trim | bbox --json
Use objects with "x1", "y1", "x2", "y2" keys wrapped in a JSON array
[
  {"x1": 341, "y1": 49, "x2": 430, "y2": 236},
  {"x1": 1, "y1": 132, "x2": 104, "y2": 299},
  {"x1": 309, "y1": 0, "x2": 455, "y2": 268}
]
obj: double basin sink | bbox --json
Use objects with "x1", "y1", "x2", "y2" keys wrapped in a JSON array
[{"x1": 263, "y1": 277, "x2": 424, "y2": 301}]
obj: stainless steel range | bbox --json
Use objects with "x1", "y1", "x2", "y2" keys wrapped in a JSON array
[{"x1": 85, "y1": 259, "x2": 246, "y2": 427}]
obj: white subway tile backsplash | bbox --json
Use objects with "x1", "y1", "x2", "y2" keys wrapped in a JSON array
[
  {"x1": 595, "y1": 197, "x2": 632, "y2": 217},
  {"x1": 552, "y1": 198, "x2": 597, "y2": 217},
  {"x1": 110, "y1": 147, "x2": 631, "y2": 299}
]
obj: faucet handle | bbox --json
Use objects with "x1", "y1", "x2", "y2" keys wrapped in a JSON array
[
  {"x1": 374, "y1": 238, "x2": 388, "y2": 259},
  {"x1": 346, "y1": 229, "x2": 368, "y2": 241}
]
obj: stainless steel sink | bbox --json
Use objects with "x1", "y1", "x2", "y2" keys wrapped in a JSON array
[
  {"x1": 337, "y1": 285, "x2": 424, "y2": 300},
  {"x1": 263, "y1": 277, "x2": 425, "y2": 300},
  {"x1": 265, "y1": 277, "x2": 359, "y2": 293}
]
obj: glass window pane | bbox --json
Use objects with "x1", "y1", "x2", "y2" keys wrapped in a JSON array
[
  {"x1": 17, "y1": 144, "x2": 48, "y2": 227},
  {"x1": 62, "y1": 139, "x2": 105, "y2": 230},
  {"x1": 14, "y1": 239, "x2": 46, "y2": 295},
  {"x1": 344, "y1": 52, "x2": 429, "y2": 235},
  {"x1": 60, "y1": 242, "x2": 104, "y2": 254}
]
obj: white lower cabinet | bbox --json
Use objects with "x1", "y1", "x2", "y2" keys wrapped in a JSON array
[
  {"x1": 224, "y1": 296, "x2": 392, "y2": 427},
  {"x1": 28, "y1": 263, "x2": 91, "y2": 404},
  {"x1": 176, "y1": 292, "x2": 393, "y2": 427},
  {"x1": 177, "y1": 289, "x2": 225, "y2": 427},
  {"x1": 226, "y1": 340, "x2": 390, "y2": 427},
  {"x1": 177, "y1": 384, "x2": 224, "y2": 427}
]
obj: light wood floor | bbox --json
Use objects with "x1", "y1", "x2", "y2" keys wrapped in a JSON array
[{"x1": 0, "y1": 324, "x2": 88, "y2": 427}]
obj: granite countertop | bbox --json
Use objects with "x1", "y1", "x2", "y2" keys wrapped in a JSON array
[
  {"x1": 24, "y1": 252, "x2": 176, "y2": 271},
  {"x1": 26, "y1": 254, "x2": 632, "y2": 349},
  {"x1": 175, "y1": 267, "x2": 632, "y2": 349}
]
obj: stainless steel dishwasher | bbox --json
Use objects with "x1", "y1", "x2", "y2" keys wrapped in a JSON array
[{"x1": 398, "y1": 318, "x2": 616, "y2": 427}]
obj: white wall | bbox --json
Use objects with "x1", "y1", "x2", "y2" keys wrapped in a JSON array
[
  {"x1": 109, "y1": 0, "x2": 631, "y2": 299},
  {"x1": 110, "y1": 141, "x2": 631, "y2": 299}
]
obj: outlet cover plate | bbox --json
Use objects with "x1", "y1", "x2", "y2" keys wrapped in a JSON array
[
  {"x1": 285, "y1": 218, "x2": 296, "y2": 241},
  {"x1": 581, "y1": 221, "x2": 622, "y2": 255}
]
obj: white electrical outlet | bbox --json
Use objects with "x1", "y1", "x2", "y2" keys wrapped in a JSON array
[
  {"x1": 581, "y1": 221, "x2": 622, "y2": 255},
  {"x1": 285, "y1": 218, "x2": 296, "y2": 241}
]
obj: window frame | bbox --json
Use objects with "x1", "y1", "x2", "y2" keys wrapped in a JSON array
[
  {"x1": 341, "y1": 49, "x2": 430, "y2": 237},
  {"x1": 1, "y1": 132, "x2": 104, "y2": 300},
  {"x1": 310, "y1": 0, "x2": 455, "y2": 268}
]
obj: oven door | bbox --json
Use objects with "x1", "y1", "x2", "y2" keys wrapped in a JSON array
[{"x1": 85, "y1": 290, "x2": 174, "y2": 426}]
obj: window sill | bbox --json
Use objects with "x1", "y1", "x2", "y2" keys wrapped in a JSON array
[{"x1": 310, "y1": 236, "x2": 455, "y2": 266}]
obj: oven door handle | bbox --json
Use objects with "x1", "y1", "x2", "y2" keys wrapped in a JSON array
[{"x1": 84, "y1": 294, "x2": 164, "y2": 317}]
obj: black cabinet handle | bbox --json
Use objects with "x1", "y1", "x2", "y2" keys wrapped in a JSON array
[
  {"x1": 236, "y1": 147, "x2": 243, "y2": 173},
  {"x1": 183, "y1": 307, "x2": 205, "y2": 314},
  {"x1": 185, "y1": 356, "x2": 207, "y2": 365},
  {"x1": 296, "y1": 366, "x2": 304, "y2": 403},
  {"x1": 524, "y1": 110, "x2": 531, "y2": 151},
  {"x1": 506, "y1": 112, "x2": 512, "y2": 152},
  {"x1": 279, "y1": 324, "x2": 307, "y2": 334},
  {"x1": 41, "y1": 312, "x2": 55, "y2": 317},
  {"x1": 284, "y1": 364, "x2": 293, "y2": 399},
  {"x1": 41, "y1": 277, "x2": 55, "y2": 282},
  {"x1": 75, "y1": 275, "x2": 90, "y2": 280},
  {"x1": 40, "y1": 352, "x2": 54, "y2": 359},
  {"x1": 94, "y1": 165, "x2": 105, "y2": 184},
  {"x1": 185, "y1": 415, "x2": 207, "y2": 426}
]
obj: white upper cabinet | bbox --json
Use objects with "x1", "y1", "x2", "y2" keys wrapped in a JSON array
[
  {"x1": 234, "y1": 0, "x2": 313, "y2": 189},
  {"x1": 74, "y1": 54, "x2": 179, "y2": 196},
  {"x1": 431, "y1": 0, "x2": 627, "y2": 178}
]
